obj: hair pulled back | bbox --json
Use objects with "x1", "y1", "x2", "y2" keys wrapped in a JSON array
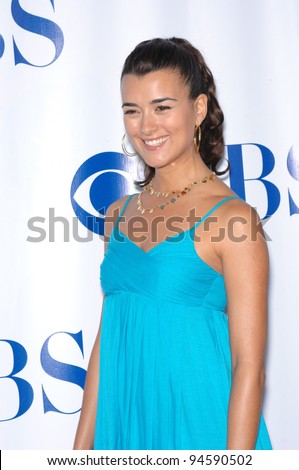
[{"x1": 121, "y1": 37, "x2": 228, "y2": 187}]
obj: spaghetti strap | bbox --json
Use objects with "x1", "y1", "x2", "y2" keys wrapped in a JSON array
[
  {"x1": 114, "y1": 193, "x2": 136, "y2": 230},
  {"x1": 194, "y1": 195, "x2": 240, "y2": 229}
]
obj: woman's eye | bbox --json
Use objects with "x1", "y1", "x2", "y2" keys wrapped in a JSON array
[
  {"x1": 124, "y1": 109, "x2": 137, "y2": 115},
  {"x1": 156, "y1": 105, "x2": 171, "y2": 112}
]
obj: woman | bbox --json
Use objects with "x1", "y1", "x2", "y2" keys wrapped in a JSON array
[{"x1": 74, "y1": 37, "x2": 272, "y2": 450}]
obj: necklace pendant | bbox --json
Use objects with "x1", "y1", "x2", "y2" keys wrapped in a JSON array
[{"x1": 138, "y1": 171, "x2": 215, "y2": 213}]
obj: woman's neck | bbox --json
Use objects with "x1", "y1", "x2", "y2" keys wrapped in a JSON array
[{"x1": 152, "y1": 153, "x2": 210, "y2": 192}]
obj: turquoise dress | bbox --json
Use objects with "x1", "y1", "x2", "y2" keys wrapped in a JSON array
[{"x1": 94, "y1": 194, "x2": 272, "y2": 450}]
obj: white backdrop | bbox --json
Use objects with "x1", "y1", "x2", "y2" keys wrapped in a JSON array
[{"x1": 0, "y1": 0, "x2": 298, "y2": 450}]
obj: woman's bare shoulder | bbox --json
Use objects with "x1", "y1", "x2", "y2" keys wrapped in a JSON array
[
  {"x1": 206, "y1": 177, "x2": 254, "y2": 221},
  {"x1": 104, "y1": 194, "x2": 135, "y2": 239},
  {"x1": 215, "y1": 194, "x2": 267, "y2": 261},
  {"x1": 219, "y1": 194, "x2": 260, "y2": 224},
  {"x1": 197, "y1": 179, "x2": 264, "y2": 247},
  {"x1": 106, "y1": 194, "x2": 132, "y2": 216}
]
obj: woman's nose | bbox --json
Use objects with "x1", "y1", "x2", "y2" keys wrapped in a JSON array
[{"x1": 140, "y1": 111, "x2": 157, "y2": 135}]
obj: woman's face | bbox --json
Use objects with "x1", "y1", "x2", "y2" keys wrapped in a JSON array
[{"x1": 121, "y1": 69, "x2": 207, "y2": 170}]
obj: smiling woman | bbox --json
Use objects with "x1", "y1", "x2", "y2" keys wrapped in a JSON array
[{"x1": 73, "y1": 38, "x2": 272, "y2": 450}]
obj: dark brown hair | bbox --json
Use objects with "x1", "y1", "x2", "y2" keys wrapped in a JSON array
[{"x1": 121, "y1": 37, "x2": 228, "y2": 187}]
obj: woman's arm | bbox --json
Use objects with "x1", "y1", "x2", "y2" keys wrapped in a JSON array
[
  {"x1": 73, "y1": 316, "x2": 102, "y2": 450},
  {"x1": 221, "y1": 203, "x2": 269, "y2": 449}
]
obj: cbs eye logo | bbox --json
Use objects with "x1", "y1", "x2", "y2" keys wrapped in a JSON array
[{"x1": 70, "y1": 152, "x2": 136, "y2": 236}]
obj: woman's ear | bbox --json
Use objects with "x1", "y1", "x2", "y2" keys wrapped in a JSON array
[{"x1": 195, "y1": 94, "x2": 208, "y2": 126}]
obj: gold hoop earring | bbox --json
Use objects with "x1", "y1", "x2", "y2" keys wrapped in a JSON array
[
  {"x1": 121, "y1": 133, "x2": 137, "y2": 157},
  {"x1": 193, "y1": 125, "x2": 201, "y2": 153}
]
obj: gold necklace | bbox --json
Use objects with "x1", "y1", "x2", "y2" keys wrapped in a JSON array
[{"x1": 137, "y1": 171, "x2": 216, "y2": 214}]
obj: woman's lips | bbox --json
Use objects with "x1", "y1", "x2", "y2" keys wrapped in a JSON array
[{"x1": 142, "y1": 135, "x2": 169, "y2": 150}]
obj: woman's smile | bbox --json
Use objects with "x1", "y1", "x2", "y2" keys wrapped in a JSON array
[{"x1": 142, "y1": 135, "x2": 170, "y2": 150}]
